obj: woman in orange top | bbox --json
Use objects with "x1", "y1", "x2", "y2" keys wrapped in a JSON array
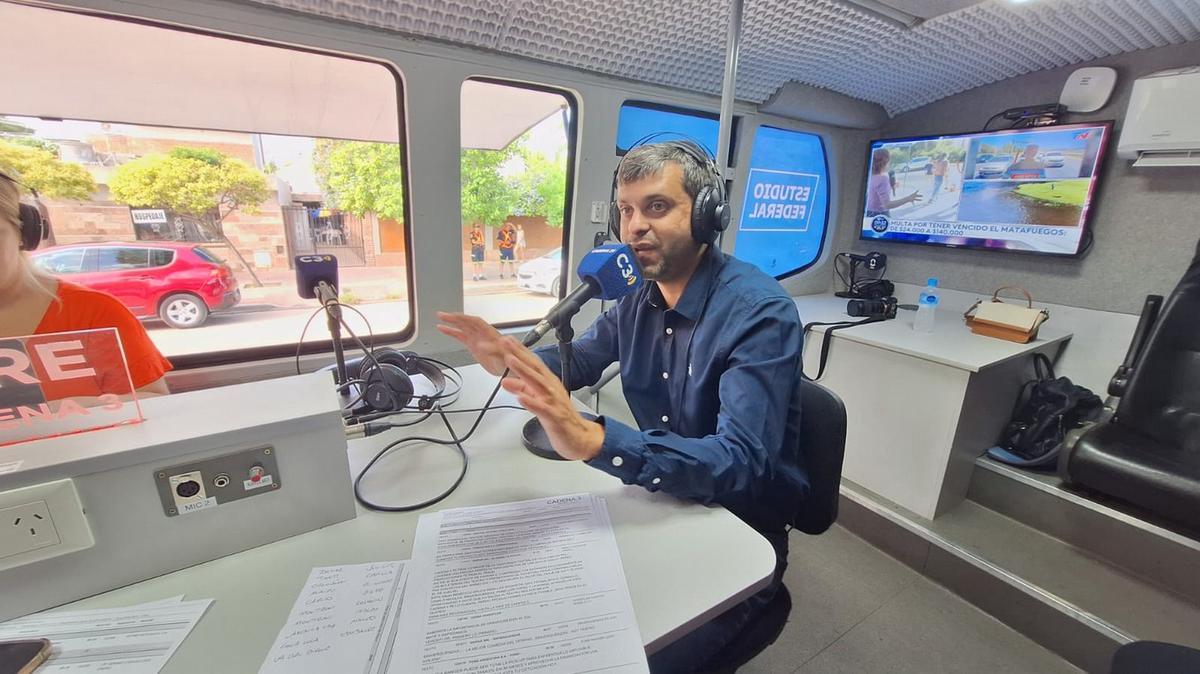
[{"x1": 0, "y1": 172, "x2": 171, "y2": 396}]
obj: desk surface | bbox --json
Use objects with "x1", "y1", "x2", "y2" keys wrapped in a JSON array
[
  {"x1": 794, "y1": 294, "x2": 1072, "y2": 372},
  {"x1": 54, "y1": 365, "x2": 775, "y2": 673}
]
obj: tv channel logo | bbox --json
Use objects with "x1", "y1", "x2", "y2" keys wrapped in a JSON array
[{"x1": 871, "y1": 216, "x2": 890, "y2": 233}]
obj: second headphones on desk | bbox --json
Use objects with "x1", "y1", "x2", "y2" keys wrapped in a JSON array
[
  {"x1": 340, "y1": 349, "x2": 457, "y2": 414},
  {"x1": 607, "y1": 135, "x2": 730, "y2": 245}
]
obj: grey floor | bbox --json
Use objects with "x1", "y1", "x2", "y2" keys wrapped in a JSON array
[
  {"x1": 591, "y1": 383, "x2": 1080, "y2": 673},
  {"x1": 740, "y1": 525, "x2": 1081, "y2": 674}
]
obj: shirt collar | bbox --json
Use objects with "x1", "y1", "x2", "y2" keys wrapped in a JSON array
[{"x1": 646, "y1": 245, "x2": 724, "y2": 321}]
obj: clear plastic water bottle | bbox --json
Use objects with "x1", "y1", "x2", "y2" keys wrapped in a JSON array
[{"x1": 914, "y1": 277, "x2": 939, "y2": 333}]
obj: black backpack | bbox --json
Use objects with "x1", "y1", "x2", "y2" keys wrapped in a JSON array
[{"x1": 990, "y1": 353, "x2": 1103, "y2": 467}]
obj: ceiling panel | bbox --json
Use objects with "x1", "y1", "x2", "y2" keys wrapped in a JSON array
[
  {"x1": 882, "y1": 0, "x2": 984, "y2": 19},
  {"x1": 246, "y1": 0, "x2": 1200, "y2": 115}
]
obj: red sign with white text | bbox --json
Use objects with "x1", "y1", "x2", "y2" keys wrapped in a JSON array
[{"x1": 0, "y1": 328, "x2": 143, "y2": 447}]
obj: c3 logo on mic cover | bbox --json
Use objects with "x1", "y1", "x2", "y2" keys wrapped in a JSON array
[{"x1": 616, "y1": 253, "x2": 636, "y2": 285}]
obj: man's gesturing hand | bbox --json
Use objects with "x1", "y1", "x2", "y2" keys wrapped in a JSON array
[
  {"x1": 436, "y1": 312, "x2": 509, "y2": 376},
  {"x1": 497, "y1": 337, "x2": 604, "y2": 461}
]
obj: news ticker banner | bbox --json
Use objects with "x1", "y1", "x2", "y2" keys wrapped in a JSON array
[
  {"x1": 862, "y1": 215, "x2": 1083, "y2": 255},
  {"x1": 0, "y1": 328, "x2": 144, "y2": 448}
]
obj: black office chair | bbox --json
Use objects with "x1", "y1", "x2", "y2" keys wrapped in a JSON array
[
  {"x1": 704, "y1": 378, "x2": 848, "y2": 673},
  {"x1": 1111, "y1": 641, "x2": 1200, "y2": 673},
  {"x1": 790, "y1": 378, "x2": 849, "y2": 535},
  {"x1": 1059, "y1": 238, "x2": 1200, "y2": 530}
]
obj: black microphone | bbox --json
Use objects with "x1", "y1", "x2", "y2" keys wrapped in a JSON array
[
  {"x1": 521, "y1": 243, "x2": 644, "y2": 347},
  {"x1": 295, "y1": 254, "x2": 339, "y2": 303},
  {"x1": 849, "y1": 251, "x2": 887, "y2": 272},
  {"x1": 295, "y1": 254, "x2": 349, "y2": 387}
]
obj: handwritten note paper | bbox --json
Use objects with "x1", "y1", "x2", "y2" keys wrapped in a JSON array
[{"x1": 259, "y1": 561, "x2": 408, "y2": 674}]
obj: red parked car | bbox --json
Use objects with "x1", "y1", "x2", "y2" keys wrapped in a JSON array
[{"x1": 30, "y1": 242, "x2": 241, "y2": 329}]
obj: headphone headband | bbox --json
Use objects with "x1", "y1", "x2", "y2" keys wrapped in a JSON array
[
  {"x1": 343, "y1": 348, "x2": 460, "y2": 415},
  {"x1": 609, "y1": 134, "x2": 729, "y2": 244}
]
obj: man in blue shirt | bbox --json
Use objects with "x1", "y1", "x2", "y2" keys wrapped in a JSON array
[{"x1": 439, "y1": 142, "x2": 807, "y2": 672}]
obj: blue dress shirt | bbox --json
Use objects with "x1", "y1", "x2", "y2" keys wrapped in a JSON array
[{"x1": 535, "y1": 246, "x2": 808, "y2": 538}]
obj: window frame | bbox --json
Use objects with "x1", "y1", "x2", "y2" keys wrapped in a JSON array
[
  {"x1": 734, "y1": 123, "x2": 833, "y2": 281},
  {"x1": 19, "y1": 5, "x2": 416, "y2": 371},
  {"x1": 461, "y1": 76, "x2": 579, "y2": 328},
  {"x1": 615, "y1": 100, "x2": 739, "y2": 167}
]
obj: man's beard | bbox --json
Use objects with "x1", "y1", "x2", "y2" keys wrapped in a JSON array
[{"x1": 633, "y1": 236, "x2": 701, "y2": 282}]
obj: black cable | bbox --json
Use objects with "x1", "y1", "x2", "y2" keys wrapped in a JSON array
[
  {"x1": 353, "y1": 369, "x2": 513, "y2": 512},
  {"x1": 353, "y1": 404, "x2": 469, "y2": 512},
  {"x1": 835, "y1": 252, "x2": 888, "y2": 297},
  {"x1": 294, "y1": 301, "x2": 376, "y2": 375},
  {"x1": 316, "y1": 306, "x2": 464, "y2": 416},
  {"x1": 982, "y1": 111, "x2": 1007, "y2": 132},
  {"x1": 290, "y1": 297, "x2": 515, "y2": 512},
  {"x1": 834, "y1": 253, "x2": 853, "y2": 291},
  {"x1": 1078, "y1": 228, "x2": 1095, "y2": 257}
]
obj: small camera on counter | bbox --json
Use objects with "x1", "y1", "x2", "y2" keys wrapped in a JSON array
[{"x1": 846, "y1": 296, "x2": 898, "y2": 320}]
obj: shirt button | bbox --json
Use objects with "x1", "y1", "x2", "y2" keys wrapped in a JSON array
[
  {"x1": 661, "y1": 415, "x2": 669, "y2": 423},
  {"x1": 612, "y1": 456, "x2": 624, "y2": 467},
  {"x1": 652, "y1": 477, "x2": 662, "y2": 485},
  {"x1": 666, "y1": 328, "x2": 674, "y2": 335},
  {"x1": 662, "y1": 372, "x2": 669, "y2": 380}
]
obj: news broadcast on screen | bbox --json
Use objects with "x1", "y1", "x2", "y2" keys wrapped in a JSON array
[{"x1": 861, "y1": 122, "x2": 1112, "y2": 256}]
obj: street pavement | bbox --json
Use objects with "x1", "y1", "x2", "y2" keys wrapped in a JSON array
[{"x1": 146, "y1": 288, "x2": 557, "y2": 359}]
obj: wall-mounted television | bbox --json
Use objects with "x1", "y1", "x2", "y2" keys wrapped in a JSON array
[{"x1": 860, "y1": 121, "x2": 1112, "y2": 256}]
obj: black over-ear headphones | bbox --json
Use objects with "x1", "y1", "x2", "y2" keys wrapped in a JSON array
[
  {"x1": 339, "y1": 348, "x2": 460, "y2": 415},
  {"x1": 0, "y1": 171, "x2": 50, "y2": 251},
  {"x1": 609, "y1": 134, "x2": 730, "y2": 245}
]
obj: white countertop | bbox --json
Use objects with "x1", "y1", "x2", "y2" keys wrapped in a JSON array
[
  {"x1": 794, "y1": 293, "x2": 1072, "y2": 372},
  {"x1": 47, "y1": 364, "x2": 776, "y2": 672}
]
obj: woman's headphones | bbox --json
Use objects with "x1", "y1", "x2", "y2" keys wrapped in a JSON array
[
  {"x1": 608, "y1": 134, "x2": 730, "y2": 245},
  {"x1": 340, "y1": 348, "x2": 460, "y2": 415},
  {"x1": 0, "y1": 171, "x2": 50, "y2": 251}
]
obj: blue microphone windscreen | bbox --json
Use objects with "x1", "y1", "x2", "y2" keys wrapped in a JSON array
[{"x1": 576, "y1": 243, "x2": 643, "y2": 300}]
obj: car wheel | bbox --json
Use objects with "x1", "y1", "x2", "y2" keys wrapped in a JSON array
[
  {"x1": 160, "y1": 293, "x2": 209, "y2": 329},
  {"x1": 550, "y1": 277, "x2": 561, "y2": 297}
]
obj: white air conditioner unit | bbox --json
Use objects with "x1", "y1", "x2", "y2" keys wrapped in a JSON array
[{"x1": 1118, "y1": 66, "x2": 1200, "y2": 167}]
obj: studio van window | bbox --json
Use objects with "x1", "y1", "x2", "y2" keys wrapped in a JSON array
[
  {"x1": 459, "y1": 79, "x2": 576, "y2": 326},
  {"x1": 0, "y1": 3, "x2": 411, "y2": 363},
  {"x1": 733, "y1": 126, "x2": 830, "y2": 278}
]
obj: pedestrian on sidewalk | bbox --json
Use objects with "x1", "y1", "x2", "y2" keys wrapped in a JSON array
[
  {"x1": 469, "y1": 224, "x2": 485, "y2": 281},
  {"x1": 515, "y1": 223, "x2": 527, "y2": 262},
  {"x1": 497, "y1": 223, "x2": 516, "y2": 279}
]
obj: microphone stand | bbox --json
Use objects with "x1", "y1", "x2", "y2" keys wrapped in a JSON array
[
  {"x1": 522, "y1": 318, "x2": 599, "y2": 460},
  {"x1": 316, "y1": 281, "x2": 349, "y2": 391}
]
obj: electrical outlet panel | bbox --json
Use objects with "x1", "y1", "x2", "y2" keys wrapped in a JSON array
[
  {"x1": 154, "y1": 446, "x2": 280, "y2": 517},
  {"x1": 0, "y1": 479, "x2": 93, "y2": 572},
  {"x1": 590, "y1": 200, "x2": 609, "y2": 224}
]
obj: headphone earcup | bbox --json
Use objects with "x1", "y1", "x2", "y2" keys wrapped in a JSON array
[
  {"x1": 691, "y1": 186, "x2": 718, "y2": 244},
  {"x1": 18, "y1": 203, "x2": 44, "y2": 251},
  {"x1": 361, "y1": 363, "x2": 414, "y2": 412},
  {"x1": 608, "y1": 202, "x2": 621, "y2": 242}
]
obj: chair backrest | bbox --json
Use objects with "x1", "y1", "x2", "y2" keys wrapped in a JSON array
[
  {"x1": 792, "y1": 378, "x2": 848, "y2": 535},
  {"x1": 1117, "y1": 238, "x2": 1200, "y2": 452}
]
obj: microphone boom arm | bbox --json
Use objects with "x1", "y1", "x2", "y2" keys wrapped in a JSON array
[{"x1": 315, "y1": 280, "x2": 349, "y2": 387}]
